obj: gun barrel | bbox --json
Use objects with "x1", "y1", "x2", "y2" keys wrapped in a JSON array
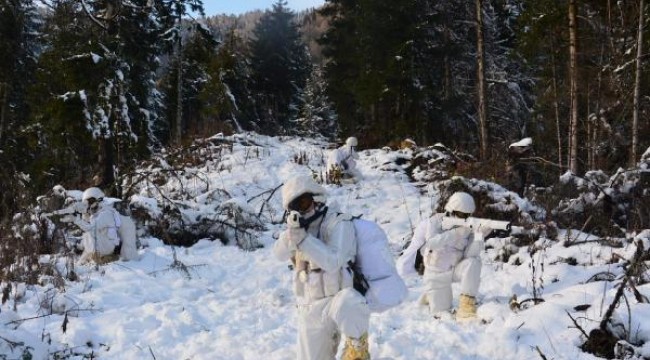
[
  {"x1": 475, "y1": 219, "x2": 511, "y2": 231},
  {"x1": 509, "y1": 226, "x2": 525, "y2": 234},
  {"x1": 442, "y1": 216, "x2": 511, "y2": 231},
  {"x1": 41, "y1": 206, "x2": 81, "y2": 220}
]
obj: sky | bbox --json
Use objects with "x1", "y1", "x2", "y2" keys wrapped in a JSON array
[
  {"x1": 3, "y1": 132, "x2": 649, "y2": 359},
  {"x1": 203, "y1": 0, "x2": 325, "y2": 16}
]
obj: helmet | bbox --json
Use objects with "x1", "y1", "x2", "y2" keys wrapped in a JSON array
[
  {"x1": 82, "y1": 187, "x2": 105, "y2": 202},
  {"x1": 346, "y1": 137, "x2": 358, "y2": 147},
  {"x1": 282, "y1": 175, "x2": 326, "y2": 210},
  {"x1": 444, "y1": 192, "x2": 475, "y2": 215},
  {"x1": 52, "y1": 185, "x2": 66, "y2": 197}
]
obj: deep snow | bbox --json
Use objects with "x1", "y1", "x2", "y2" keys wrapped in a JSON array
[{"x1": 1, "y1": 133, "x2": 648, "y2": 360}]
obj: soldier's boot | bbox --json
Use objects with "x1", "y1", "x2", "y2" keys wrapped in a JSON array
[
  {"x1": 342, "y1": 332, "x2": 370, "y2": 360},
  {"x1": 456, "y1": 294, "x2": 477, "y2": 321}
]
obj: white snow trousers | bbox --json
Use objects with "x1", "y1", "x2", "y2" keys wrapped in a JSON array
[
  {"x1": 297, "y1": 288, "x2": 370, "y2": 360},
  {"x1": 422, "y1": 257, "x2": 481, "y2": 313}
]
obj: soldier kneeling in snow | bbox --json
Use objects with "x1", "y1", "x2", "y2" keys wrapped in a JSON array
[
  {"x1": 65, "y1": 187, "x2": 138, "y2": 265},
  {"x1": 327, "y1": 136, "x2": 362, "y2": 183},
  {"x1": 274, "y1": 175, "x2": 370, "y2": 360},
  {"x1": 397, "y1": 192, "x2": 488, "y2": 320}
]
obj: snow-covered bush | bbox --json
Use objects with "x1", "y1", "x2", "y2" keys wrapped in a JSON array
[
  {"x1": 552, "y1": 167, "x2": 650, "y2": 236},
  {"x1": 123, "y1": 135, "x2": 268, "y2": 250}
]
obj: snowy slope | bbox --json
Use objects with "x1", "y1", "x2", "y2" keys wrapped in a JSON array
[{"x1": 1, "y1": 133, "x2": 648, "y2": 360}]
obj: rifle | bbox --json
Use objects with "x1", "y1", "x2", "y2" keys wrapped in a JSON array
[
  {"x1": 287, "y1": 211, "x2": 309, "y2": 282},
  {"x1": 441, "y1": 216, "x2": 524, "y2": 235},
  {"x1": 287, "y1": 210, "x2": 302, "y2": 228},
  {"x1": 41, "y1": 202, "x2": 86, "y2": 222}
]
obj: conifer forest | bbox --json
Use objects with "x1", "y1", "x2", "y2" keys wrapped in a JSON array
[
  {"x1": 1, "y1": 0, "x2": 649, "y2": 212},
  {"x1": 1, "y1": 1, "x2": 650, "y2": 358}
]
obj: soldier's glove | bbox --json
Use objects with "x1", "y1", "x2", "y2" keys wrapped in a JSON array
[{"x1": 474, "y1": 224, "x2": 494, "y2": 241}]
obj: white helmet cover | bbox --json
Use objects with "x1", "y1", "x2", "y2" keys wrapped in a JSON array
[
  {"x1": 444, "y1": 192, "x2": 475, "y2": 214},
  {"x1": 282, "y1": 175, "x2": 327, "y2": 210},
  {"x1": 346, "y1": 137, "x2": 358, "y2": 147},
  {"x1": 82, "y1": 187, "x2": 105, "y2": 202}
]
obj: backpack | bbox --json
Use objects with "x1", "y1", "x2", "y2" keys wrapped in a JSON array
[
  {"x1": 110, "y1": 209, "x2": 139, "y2": 261},
  {"x1": 347, "y1": 217, "x2": 408, "y2": 313}
]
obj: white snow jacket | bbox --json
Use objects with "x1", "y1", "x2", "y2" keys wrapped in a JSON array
[
  {"x1": 327, "y1": 145, "x2": 358, "y2": 173},
  {"x1": 274, "y1": 205, "x2": 356, "y2": 302},
  {"x1": 397, "y1": 214, "x2": 483, "y2": 276},
  {"x1": 75, "y1": 203, "x2": 122, "y2": 264}
]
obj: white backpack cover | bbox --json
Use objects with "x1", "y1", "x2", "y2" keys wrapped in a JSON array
[
  {"x1": 111, "y1": 210, "x2": 139, "y2": 261},
  {"x1": 352, "y1": 218, "x2": 408, "y2": 313}
]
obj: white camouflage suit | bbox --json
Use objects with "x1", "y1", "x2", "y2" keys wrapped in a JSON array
[
  {"x1": 74, "y1": 203, "x2": 121, "y2": 264},
  {"x1": 273, "y1": 205, "x2": 370, "y2": 360},
  {"x1": 326, "y1": 145, "x2": 360, "y2": 179},
  {"x1": 397, "y1": 213, "x2": 482, "y2": 313}
]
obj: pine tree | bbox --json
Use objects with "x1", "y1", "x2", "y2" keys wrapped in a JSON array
[
  {"x1": 320, "y1": 0, "x2": 478, "y2": 147},
  {"x1": 199, "y1": 27, "x2": 255, "y2": 133},
  {"x1": 27, "y1": 0, "x2": 206, "y2": 195},
  {"x1": 0, "y1": 0, "x2": 40, "y2": 215},
  {"x1": 296, "y1": 65, "x2": 337, "y2": 138},
  {"x1": 248, "y1": 0, "x2": 311, "y2": 133},
  {"x1": 156, "y1": 0, "x2": 205, "y2": 144}
]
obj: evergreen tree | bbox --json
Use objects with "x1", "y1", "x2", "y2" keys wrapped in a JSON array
[
  {"x1": 160, "y1": 26, "x2": 219, "y2": 140},
  {"x1": 0, "y1": 0, "x2": 39, "y2": 215},
  {"x1": 320, "y1": 0, "x2": 478, "y2": 147},
  {"x1": 481, "y1": 0, "x2": 532, "y2": 145},
  {"x1": 296, "y1": 65, "x2": 337, "y2": 138},
  {"x1": 318, "y1": 0, "x2": 361, "y2": 139},
  {"x1": 200, "y1": 26, "x2": 256, "y2": 133},
  {"x1": 248, "y1": 0, "x2": 311, "y2": 133},
  {"x1": 27, "y1": 0, "x2": 205, "y2": 195},
  {"x1": 156, "y1": 0, "x2": 205, "y2": 144}
]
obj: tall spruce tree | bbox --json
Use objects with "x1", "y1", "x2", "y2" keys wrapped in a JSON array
[
  {"x1": 320, "y1": 0, "x2": 479, "y2": 147},
  {"x1": 0, "y1": 0, "x2": 39, "y2": 215},
  {"x1": 199, "y1": 27, "x2": 255, "y2": 133},
  {"x1": 27, "y1": 0, "x2": 205, "y2": 195},
  {"x1": 156, "y1": 0, "x2": 205, "y2": 144},
  {"x1": 482, "y1": 0, "x2": 532, "y2": 145},
  {"x1": 249, "y1": 0, "x2": 311, "y2": 133},
  {"x1": 296, "y1": 65, "x2": 337, "y2": 138},
  {"x1": 160, "y1": 26, "x2": 219, "y2": 140}
]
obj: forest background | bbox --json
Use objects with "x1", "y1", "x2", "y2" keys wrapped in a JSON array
[{"x1": 1, "y1": 0, "x2": 649, "y2": 222}]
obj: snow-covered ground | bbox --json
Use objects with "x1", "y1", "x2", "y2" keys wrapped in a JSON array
[{"x1": 1, "y1": 133, "x2": 648, "y2": 359}]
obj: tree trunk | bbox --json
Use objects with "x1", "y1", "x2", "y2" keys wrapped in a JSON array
[
  {"x1": 0, "y1": 83, "x2": 7, "y2": 148},
  {"x1": 443, "y1": 20, "x2": 451, "y2": 101},
  {"x1": 175, "y1": 28, "x2": 183, "y2": 144},
  {"x1": 586, "y1": 80, "x2": 591, "y2": 170},
  {"x1": 632, "y1": 0, "x2": 644, "y2": 167},
  {"x1": 568, "y1": 0, "x2": 579, "y2": 174},
  {"x1": 476, "y1": 0, "x2": 488, "y2": 160},
  {"x1": 551, "y1": 53, "x2": 563, "y2": 171},
  {"x1": 592, "y1": 44, "x2": 604, "y2": 170}
]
